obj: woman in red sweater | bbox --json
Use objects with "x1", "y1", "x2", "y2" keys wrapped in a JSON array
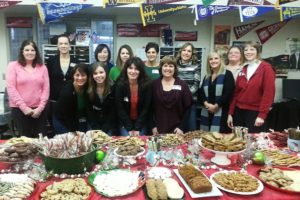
[{"x1": 227, "y1": 41, "x2": 275, "y2": 133}]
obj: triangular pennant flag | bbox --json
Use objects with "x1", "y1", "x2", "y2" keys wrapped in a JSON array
[
  {"x1": 275, "y1": 0, "x2": 298, "y2": 7},
  {"x1": 234, "y1": 20, "x2": 264, "y2": 39},
  {"x1": 140, "y1": 3, "x2": 190, "y2": 26},
  {"x1": 37, "y1": 3, "x2": 93, "y2": 24},
  {"x1": 195, "y1": 5, "x2": 236, "y2": 21},
  {"x1": 239, "y1": 6, "x2": 275, "y2": 22},
  {"x1": 256, "y1": 20, "x2": 289, "y2": 44},
  {"x1": 0, "y1": 1, "x2": 21, "y2": 10},
  {"x1": 228, "y1": 0, "x2": 273, "y2": 6},
  {"x1": 280, "y1": 7, "x2": 300, "y2": 21},
  {"x1": 202, "y1": 0, "x2": 217, "y2": 7},
  {"x1": 103, "y1": 0, "x2": 142, "y2": 8},
  {"x1": 146, "y1": 0, "x2": 185, "y2": 3}
]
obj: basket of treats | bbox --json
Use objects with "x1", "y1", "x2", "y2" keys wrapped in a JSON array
[{"x1": 38, "y1": 132, "x2": 98, "y2": 174}]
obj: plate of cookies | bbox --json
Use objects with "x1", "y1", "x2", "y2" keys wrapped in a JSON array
[
  {"x1": 210, "y1": 171, "x2": 264, "y2": 195},
  {"x1": 174, "y1": 165, "x2": 223, "y2": 198},
  {"x1": 258, "y1": 166, "x2": 300, "y2": 194},
  {"x1": 39, "y1": 178, "x2": 93, "y2": 200},
  {"x1": 114, "y1": 144, "x2": 145, "y2": 158}
]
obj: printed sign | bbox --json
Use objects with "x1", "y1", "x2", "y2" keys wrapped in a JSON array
[
  {"x1": 233, "y1": 20, "x2": 264, "y2": 39},
  {"x1": 195, "y1": 5, "x2": 236, "y2": 21}
]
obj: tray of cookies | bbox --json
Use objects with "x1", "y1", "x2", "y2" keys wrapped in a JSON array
[
  {"x1": 174, "y1": 165, "x2": 222, "y2": 198},
  {"x1": 258, "y1": 166, "x2": 300, "y2": 193},
  {"x1": 210, "y1": 171, "x2": 264, "y2": 195},
  {"x1": 39, "y1": 178, "x2": 93, "y2": 200}
]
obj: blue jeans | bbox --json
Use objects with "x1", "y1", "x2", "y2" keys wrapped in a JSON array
[
  {"x1": 187, "y1": 104, "x2": 197, "y2": 131},
  {"x1": 120, "y1": 127, "x2": 146, "y2": 136}
]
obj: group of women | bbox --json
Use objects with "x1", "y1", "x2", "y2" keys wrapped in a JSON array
[{"x1": 6, "y1": 35, "x2": 275, "y2": 138}]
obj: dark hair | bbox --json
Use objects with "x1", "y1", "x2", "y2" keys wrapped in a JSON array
[
  {"x1": 17, "y1": 39, "x2": 43, "y2": 67},
  {"x1": 145, "y1": 42, "x2": 159, "y2": 53},
  {"x1": 116, "y1": 44, "x2": 134, "y2": 68},
  {"x1": 94, "y1": 44, "x2": 111, "y2": 65},
  {"x1": 57, "y1": 34, "x2": 70, "y2": 44},
  {"x1": 244, "y1": 41, "x2": 262, "y2": 60},
  {"x1": 159, "y1": 56, "x2": 178, "y2": 78},
  {"x1": 71, "y1": 63, "x2": 89, "y2": 80},
  {"x1": 176, "y1": 42, "x2": 198, "y2": 65},
  {"x1": 88, "y1": 62, "x2": 111, "y2": 101},
  {"x1": 120, "y1": 57, "x2": 151, "y2": 87},
  {"x1": 226, "y1": 45, "x2": 244, "y2": 65}
]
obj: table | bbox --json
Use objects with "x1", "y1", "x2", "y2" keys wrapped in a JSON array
[{"x1": 1, "y1": 139, "x2": 299, "y2": 200}]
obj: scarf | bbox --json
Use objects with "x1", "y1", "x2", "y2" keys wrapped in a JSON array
[{"x1": 200, "y1": 71, "x2": 226, "y2": 132}]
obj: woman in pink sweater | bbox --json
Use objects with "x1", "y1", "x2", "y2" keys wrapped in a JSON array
[{"x1": 6, "y1": 39, "x2": 49, "y2": 137}]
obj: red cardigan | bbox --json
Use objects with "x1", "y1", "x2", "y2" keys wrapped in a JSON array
[{"x1": 229, "y1": 61, "x2": 275, "y2": 119}]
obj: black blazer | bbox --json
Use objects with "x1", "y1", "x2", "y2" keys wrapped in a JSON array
[
  {"x1": 87, "y1": 85, "x2": 117, "y2": 133},
  {"x1": 47, "y1": 55, "x2": 78, "y2": 101},
  {"x1": 289, "y1": 53, "x2": 300, "y2": 69},
  {"x1": 55, "y1": 82, "x2": 88, "y2": 131},
  {"x1": 115, "y1": 81, "x2": 152, "y2": 131}
]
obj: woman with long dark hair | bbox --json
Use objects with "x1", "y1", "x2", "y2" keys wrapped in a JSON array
[
  {"x1": 55, "y1": 64, "x2": 90, "y2": 133},
  {"x1": 87, "y1": 62, "x2": 116, "y2": 134},
  {"x1": 115, "y1": 57, "x2": 152, "y2": 136},
  {"x1": 6, "y1": 39, "x2": 49, "y2": 137}
]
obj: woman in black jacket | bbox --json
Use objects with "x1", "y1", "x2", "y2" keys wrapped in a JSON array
[
  {"x1": 55, "y1": 64, "x2": 89, "y2": 133},
  {"x1": 46, "y1": 34, "x2": 77, "y2": 134},
  {"x1": 87, "y1": 62, "x2": 117, "y2": 135},
  {"x1": 115, "y1": 57, "x2": 152, "y2": 136}
]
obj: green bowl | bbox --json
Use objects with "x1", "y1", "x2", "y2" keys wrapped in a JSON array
[{"x1": 39, "y1": 144, "x2": 97, "y2": 174}]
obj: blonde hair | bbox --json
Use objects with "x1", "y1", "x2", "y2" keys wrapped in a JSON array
[{"x1": 205, "y1": 50, "x2": 225, "y2": 79}]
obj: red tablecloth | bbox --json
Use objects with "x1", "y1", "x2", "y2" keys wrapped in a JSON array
[{"x1": 1, "y1": 139, "x2": 299, "y2": 200}]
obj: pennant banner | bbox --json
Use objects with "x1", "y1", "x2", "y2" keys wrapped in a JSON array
[
  {"x1": 195, "y1": 5, "x2": 236, "y2": 21},
  {"x1": 202, "y1": 0, "x2": 217, "y2": 7},
  {"x1": 37, "y1": 3, "x2": 92, "y2": 24},
  {"x1": 280, "y1": 7, "x2": 300, "y2": 21},
  {"x1": 228, "y1": 0, "x2": 273, "y2": 6},
  {"x1": 275, "y1": 0, "x2": 298, "y2": 6},
  {"x1": 256, "y1": 20, "x2": 289, "y2": 44},
  {"x1": 0, "y1": 1, "x2": 21, "y2": 9},
  {"x1": 239, "y1": 6, "x2": 274, "y2": 22},
  {"x1": 234, "y1": 20, "x2": 264, "y2": 39},
  {"x1": 140, "y1": 3, "x2": 190, "y2": 26},
  {"x1": 103, "y1": 0, "x2": 142, "y2": 8},
  {"x1": 146, "y1": 0, "x2": 185, "y2": 3}
]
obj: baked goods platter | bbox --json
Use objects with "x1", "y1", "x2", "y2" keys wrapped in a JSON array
[
  {"x1": 174, "y1": 165, "x2": 223, "y2": 198},
  {"x1": 258, "y1": 166, "x2": 300, "y2": 194},
  {"x1": 210, "y1": 171, "x2": 264, "y2": 195},
  {"x1": 88, "y1": 169, "x2": 145, "y2": 197},
  {"x1": 199, "y1": 137, "x2": 246, "y2": 166}
]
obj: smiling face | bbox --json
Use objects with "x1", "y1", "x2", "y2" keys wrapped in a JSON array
[
  {"x1": 244, "y1": 45, "x2": 258, "y2": 62},
  {"x1": 127, "y1": 64, "x2": 140, "y2": 81},
  {"x1": 162, "y1": 63, "x2": 175, "y2": 78},
  {"x1": 180, "y1": 45, "x2": 193, "y2": 63},
  {"x1": 228, "y1": 47, "x2": 242, "y2": 64},
  {"x1": 57, "y1": 37, "x2": 70, "y2": 55},
  {"x1": 97, "y1": 47, "x2": 109, "y2": 62},
  {"x1": 120, "y1": 48, "x2": 130, "y2": 65},
  {"x1": 73, "y1": 69, "x2": 87, "y2": 87},
  {"x1": 209, "y1": 52, "x2": 221, "y2": 71},
  {"x1": 93, "y1": 66, "x2": 106, "y2": 85},
  {"x1": 23, "y1": 44, "x2": 36, "y2": 62},
  {"x1": 146, "y1": 47, "x2": 158, "y2": 62}
]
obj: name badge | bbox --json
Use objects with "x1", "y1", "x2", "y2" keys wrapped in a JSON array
[
  {"x1": 238, "y1": 71, "x2": 245, "y2": 76},
  {"x1": 152, "y1": 69, "x2": 159, "y2": 74},
  {"x1": 123, "y1": 97, "x2": 129, "y2": 102},
  {"x1": 172, "y1": 85, "x2": 182, "y2": 90},
  {"x1": 70, "y1": 63, "x2": 76, "y2": 67}
]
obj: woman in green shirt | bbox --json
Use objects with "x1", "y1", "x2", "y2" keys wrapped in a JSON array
[
  {"x1": 144, "y1": 42, "x2": 160, "y2": 80},
  {"x1": 109, "y1": 44, "x2": 134, "y2": 81}
]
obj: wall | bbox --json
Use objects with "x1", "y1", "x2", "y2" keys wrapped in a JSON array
[{"x1": 0, "y1": 13, "x2": 9, "y2": 92}]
